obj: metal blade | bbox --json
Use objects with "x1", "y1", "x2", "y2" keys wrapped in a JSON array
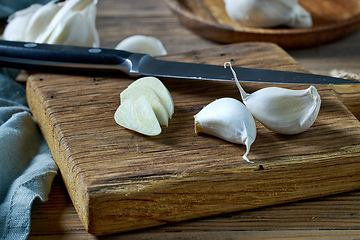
[
  {"x1": 135, "y1": 55, "x2": 358, "y2": 85},
  {"x1": 0, "y1": 40, "x2": 357, "y2": 85}
]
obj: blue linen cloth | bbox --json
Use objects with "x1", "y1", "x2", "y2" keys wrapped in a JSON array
[
  {"x1": 0, "y1": 69, "x2": 58, "y2": 240},
  {"x1": 0, "y1": 1, "x2": 58, "y2": 239}
]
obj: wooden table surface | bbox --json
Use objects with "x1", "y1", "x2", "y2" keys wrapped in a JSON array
[{"x1": 28, "y1": 0, "x2": 360, "y2": 239}]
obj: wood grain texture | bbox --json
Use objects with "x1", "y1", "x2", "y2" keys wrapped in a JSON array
[
  {"x1": 165, "y1": 0, "x2": 360, "y2": 48},
  {"x1": 25, "y1": 0, "x2": 360, "y2": 239},
  {"x1": 29, "y1": 173, "x2": 360, "y2": 239},
  {"x1": 26, "y1": 42, "x2": 360, "y2": 236}
]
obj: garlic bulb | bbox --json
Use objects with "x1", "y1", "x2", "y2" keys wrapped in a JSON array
[
  {"x1": 194, "y1": 98, "x2": 257, "y2": 162},
  {"x1": 115, "y1": 35, "x2": 167, "y2": 56},
  {"x1": 2, "y1": 0, "x2": 100, "y2": 47},
  {"x1": 2, "y1": 4, "x2": 43, "y2": 41},
  {"x1": 223, "y1": 0, "x2": 312, "y2": 28},
  {"x1": 224, "y1": 62, "x2": 321, "y2": 135},
  {"x1": 23, "y1": 0, "x2": 63, "y2": 42}
]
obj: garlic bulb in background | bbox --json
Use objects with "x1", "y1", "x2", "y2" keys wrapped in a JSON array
[
  {"x1": 23, "y1": 0, "x2": 63, "y2": 42},
  {"x1": 224, "y1": 62, "x2": 321, "y2": 135},
  {"x1": 2, "y1": 4, "x2": 43, "y2": 41},
  {"x1": 194, "y1": 98, "x2": 257, "y2": 162},
  {"x1": 115, "y1": 35, "x2": 167, "y2": 56},
  {"x1": 2, "y1": 0, "x2": 100, "y2": 47},
  {"x1": 223, "y1": 0, "x2": 312, "y2": 28}
]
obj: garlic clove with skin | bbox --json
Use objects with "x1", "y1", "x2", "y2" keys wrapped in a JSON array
[
  {"x1": 115, "y1": 35, "x2": 167, "y2": 56},
  {"x1": 224, "y1": 62, "x2": 321, "y2": 135},
  {"x1": 244, "y1": 86, "x2": 321, "y2": 135},
  {"x1": 194, "y1": 98, "x2": 257, "y2": 163}
]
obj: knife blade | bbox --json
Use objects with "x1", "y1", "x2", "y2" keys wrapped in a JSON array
[{"x1": 0, "y1": 40, "x2": 357, "y2": 85}]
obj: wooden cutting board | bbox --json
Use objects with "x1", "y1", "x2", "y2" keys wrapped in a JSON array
[{"x1": 26, "y1": 42, "x2": 360, "y2": 236}]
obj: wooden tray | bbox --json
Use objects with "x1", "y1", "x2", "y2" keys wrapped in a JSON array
[
  {"x1": 26, "y1": 42, "x2": 360, "y2": 236},
  {"x1": 165, "y1": 0, "x2": 360, "y2": 48}
]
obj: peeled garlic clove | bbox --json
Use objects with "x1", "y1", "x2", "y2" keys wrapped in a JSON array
[
  {"x1": 125, "y1": 77, "x2": 174, "y2": 118},
  {"x1": 223, "y1": 0, "x2": 312, "y2": 28},
  {"x1": 194, "y1": 98, "x2": 257, "y2": 163},
  {"x1": 2, "y1": 4, "x2": 42, "y2": 41},
  {"x1": 120, "y1": 85, "x2": 169, "y2": 127},
  {"x1": 244, "y1": 86, "x2": 321, "y2": 135},
  {"x1": 115, "y1": 35, "x2": 167, "y2": 56},
  {"x1": 114, "y1": 95, "x2": 162, "y2": 136}
]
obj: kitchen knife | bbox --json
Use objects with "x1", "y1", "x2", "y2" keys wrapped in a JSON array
[{"x1": 0, "y1": 40, "x2": 357, "y2": 85}]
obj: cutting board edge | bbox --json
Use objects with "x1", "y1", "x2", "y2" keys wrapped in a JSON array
[
  {"x1": 26, "y1": 78, "x2": 91, "y2": 231},
  {"x1": 84, "y1": 153, "x2": 360, "y2": 235},
  {"x1": 25, "y1": 42, "x2": 360, "y2": 236}
]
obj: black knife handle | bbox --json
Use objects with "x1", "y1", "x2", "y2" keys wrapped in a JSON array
[{"x1": 0, "y1": 40, "x2": 143, "y2": 76}]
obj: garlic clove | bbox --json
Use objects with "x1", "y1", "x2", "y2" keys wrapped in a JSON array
[
  {"x1": 124, "y1": 77, "x2": 174, "y2": 118},
  {"x1": 114, "y1": 95, "x2": 162, "y2": 136},
  {"x1": 224, "y1": 62, "x2": 321, "y2": 135},
  {"x1": 121, "y1": 85, "x2": 169, "y2": 127},
  {"x1": 223, "y1": 0, "x2": 312, "y2": 28},
  {"x1": 244, "y1": 86, "x2": 321, "y2": 135},
  {"x1": 2, "y1": 4, "x2": 42, "y2": 41},
  {"x1": 115, "y1": 35, "x2": 167, "y2": 56},
  {"x1": 194, "y1": 98, "x2": 257, "y2": 163}
]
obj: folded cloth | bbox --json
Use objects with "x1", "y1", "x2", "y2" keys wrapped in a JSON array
[{"x1": 0, "y1": 70, "x2": 58, "y2": 240}]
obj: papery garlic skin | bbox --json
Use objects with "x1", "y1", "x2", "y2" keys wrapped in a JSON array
[
  {"x1": 244, "y1": 86, "x2": 321, "y2": 135},
  {"x1": 23, "y1": 0, "x2": 63, "y2": 42},
  {"x1": 223, "y1": 0, "x2": 312, "y2": 28},
  {"x1": 37, "y1": 0, "x2": 99, "y2": 47},
  {"x1": 115, "y1": 35, "x2": 167, "y2": 56},
  {"x1": 194, "y1": 98, "x2": 257, "y2": 162},
  {"x1": 2, "y1": 0, "x2": 100, "y2": 47},
  {"x1": 2, "y1": 4, "x2": 43, "y2": 41}
]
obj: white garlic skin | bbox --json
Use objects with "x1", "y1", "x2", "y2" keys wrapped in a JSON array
[
  {"x1": 115, "y1": 35, "x2": 167, "y2": 56},
  {"x1": 194, "y1": 98, "x2": 257, "y2": 162},
  {"x1": 223, "y1": 0, "x2": 312, "y2": 28},
  {"x1": 244, "y1": 86, "x2": 321, "y2": 135},
  {"x1": 2, "y1": 4, "x2": 43, "y2": 41},
  {"x1": 2, "y1": 0, "x2": 100, "y2": 47}
]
